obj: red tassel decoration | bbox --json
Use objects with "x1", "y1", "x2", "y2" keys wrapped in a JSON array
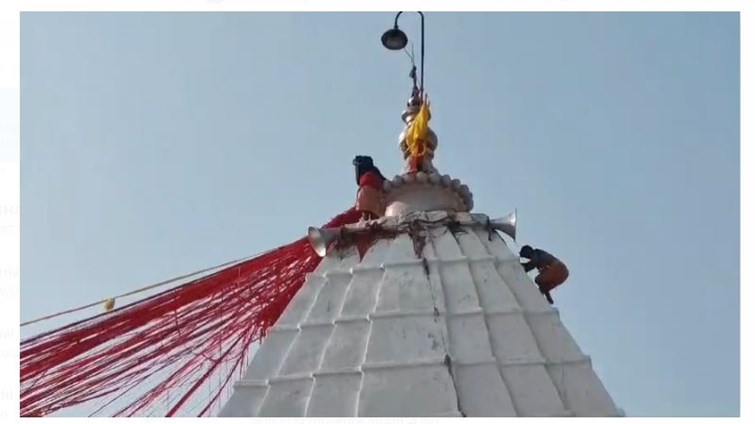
[{"x1": 20, "y1": 207, "x2": 361, "y2": 417}]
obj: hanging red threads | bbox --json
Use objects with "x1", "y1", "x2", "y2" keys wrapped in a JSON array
[{"x1": 20, "y1": 207, "x2": 362, "y2": 417}]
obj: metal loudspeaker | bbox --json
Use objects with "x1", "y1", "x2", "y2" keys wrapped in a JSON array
[
  {"x1": 307, "y1": 226, "x2": 343, "y2": 257},
  {"x1": 489, "y1": 209, "x2": 517, "y2": 241}
]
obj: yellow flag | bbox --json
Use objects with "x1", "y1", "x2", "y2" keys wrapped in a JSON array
[{"x1": 406, "y1": 99, "x2": 431, "y2": 158}]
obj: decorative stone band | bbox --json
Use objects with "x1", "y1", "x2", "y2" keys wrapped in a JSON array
[
  {"x1": 369, "y1": 211, "x2": 486, "y2": 232},
  {"x1": 383, "y1": 172, "x2": 473, "y2": 216},
  {"x1": 308, "y1": 211, "x2": 511, "y2": 258}
]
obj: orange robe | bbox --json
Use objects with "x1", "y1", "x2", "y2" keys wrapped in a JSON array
[
  {"x1": 535, "y1": 260, "x2": 569, "y2": 292},
  {"x1": 355, "y1": 171, "x2": 385, "y2": 218}
]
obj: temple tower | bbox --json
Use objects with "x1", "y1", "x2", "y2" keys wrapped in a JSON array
[
  {"x1": 219, "y1": 85, "x2": 620, "y2": 416},
  {"x1": 221, "y1": 12, "x2": 619, "y2": 417}
]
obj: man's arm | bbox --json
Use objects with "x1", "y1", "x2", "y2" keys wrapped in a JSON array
[
  {"x1": 522, "y1": 260, "x2": 537, "y2": 272},
  {"x1": 521, "y1": 249, "x2": 541, "y2": 272}
]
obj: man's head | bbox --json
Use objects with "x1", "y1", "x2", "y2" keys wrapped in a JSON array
[
  {"x1": 519, "y1": 245, "x2": 534, "y2": 258},
  {"x1": 353, "y1": 155, "x2": 374, "y2": 168},
  {"x1": 353, "y1": 155, "x2": 378, "y2": 185}
]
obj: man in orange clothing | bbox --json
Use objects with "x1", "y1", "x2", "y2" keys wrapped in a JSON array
[
  {"x1": 353, "y1": 155, "x2": 386, "y2": 220},
  {"x1": 520, "y1": 245, "x2": 569, "y2": 304}
]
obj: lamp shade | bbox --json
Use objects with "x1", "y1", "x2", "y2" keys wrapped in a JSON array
[{"x1": 381, "y1": 27, "x2": 408, "y2": 50}]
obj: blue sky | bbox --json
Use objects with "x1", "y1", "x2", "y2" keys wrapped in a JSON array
[{"x1": 20, "y1": 12, "x2": 739, "y2": 416}]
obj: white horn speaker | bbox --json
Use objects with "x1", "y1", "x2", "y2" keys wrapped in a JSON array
[
  {"x1": 489, "y1": 209, "x2": 517, "y2": 240},
  {"x1": 307, "y1": 226, "x2": 343, "y2": 257}
]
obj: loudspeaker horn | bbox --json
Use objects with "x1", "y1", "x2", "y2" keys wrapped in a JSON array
[
  {"x1": 307, "y1": 226, "x2": 343, "y2": 257},
  {"x1": 489, "y1": 209, "x2": 517, "y2": 240}
]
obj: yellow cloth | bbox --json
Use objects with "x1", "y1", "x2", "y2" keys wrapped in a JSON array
[{"x1": 406, "y1": 99, "x2": 431, "y2": 158}]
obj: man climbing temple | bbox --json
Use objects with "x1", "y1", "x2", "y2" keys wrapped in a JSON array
[
  {"x1": 519, "y1": 245, "x2": 570, "y2": 304},
  {"x1": 353, "y1": 155, "x2": 386, "y2": 220}
]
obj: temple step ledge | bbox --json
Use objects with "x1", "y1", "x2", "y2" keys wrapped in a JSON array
[
  {"x1": 321, "y1": 256, "x2": 520, "y2": 277},
  {"x1": 233, "y1": 379, "x2": 270, "y2": 388},
  {"x1": 361, "y1": 356, "x2": 446, "y2": 371},
  {"x1": 231, "y1": 356, "x2": 592, "y2": 388},
  {"x1": 496, "y1": 354, "x2": 591, "y2": 368},
  {"x1": 268, "y1": 307, "x2": 560, "y2": 333},
  {"x1": 268, "y1": 373, "x2": 315, "y2": 384},
  {"x1": 312, "y1": 367, "x2": 362, "y2": 378}
]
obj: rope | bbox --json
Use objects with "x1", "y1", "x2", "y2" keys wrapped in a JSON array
[{"x1": 19, "y1": 251, "x2": 272, "y2": 328}]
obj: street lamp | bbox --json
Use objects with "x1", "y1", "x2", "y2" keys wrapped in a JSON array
[{"x1": 381, "y1": 11, "x2": 425, "y2": 92}]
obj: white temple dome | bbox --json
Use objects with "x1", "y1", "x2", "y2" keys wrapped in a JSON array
[{"x1": 220, "y1": 211, "x2": 620, "y2": 416}]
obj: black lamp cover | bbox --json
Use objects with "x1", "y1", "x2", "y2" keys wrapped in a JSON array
[{"x1": 381, "y1": 27, "x2": 408, "y2": 50}]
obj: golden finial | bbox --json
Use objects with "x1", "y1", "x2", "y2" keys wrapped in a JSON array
[{"x1": 399, "y1": 90, "x2": 438, "y2": 173}]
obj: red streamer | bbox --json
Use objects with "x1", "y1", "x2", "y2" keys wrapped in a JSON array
[{"x1": 20, "y1": 207, "x2": 361, "y2": 417}]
